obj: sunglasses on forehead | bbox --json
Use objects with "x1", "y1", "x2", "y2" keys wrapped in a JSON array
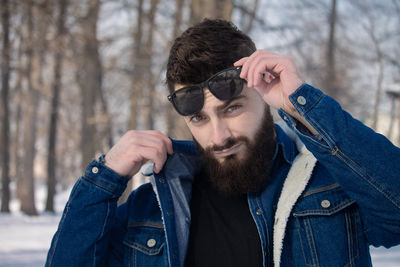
[{"x1": 167, "y1": 66, "x2": 245, "y2": 116}]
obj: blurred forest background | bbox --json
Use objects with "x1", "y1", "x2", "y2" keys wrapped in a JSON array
[{"x1": 1, "y1": 0, "x2": 400, "y2": 216}]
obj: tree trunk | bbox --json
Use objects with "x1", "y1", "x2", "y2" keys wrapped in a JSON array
[
  {"x1": 190, "y1": 0, "x2": 233, "y2": 25},
  {"x1": 98, "y1": 83, "x2": 113, "y2": 150},
  {"x1": 398, "y1": 98, "x2": 400, "y2": 146},
  {"x1": 324, "y1": 0, "x2": 338, "y2": 98},
  {"x1": 119, "y1": 0, "x2": 145, "y2": 205},
  {"x1": 141, "y1": 0, "x2": 160, "y2": 130},
  {"x1": 20, "y1": 0, "x2": 40, "y2": 216},
  {"x1": 234, "y1": 0, "x2": 259, "y2": 33},
  {"x1": 128, "y1": 0, "x2": 144, "y2": 132},
  {"x1": 13, "y1": 25, "x2": 24, "y2": 202},
  {"x1": 1, "y1": 0, "x2": 11, "y2": 213},
  {"x1": 368, "y1": 20, "x2": 384, "y2": 131},
  {"x1": 387, "y1": 96, "x2": 396, "y2": 140},
  {"x1": 79, "y1": 0, "x2": 102, "y2": 170},
  {"x1": 46, "y1": 0, "x2": 68, "y2": 213},
  {"x1": 166, "y1": 0, "x2": 192, "y2": 140}
]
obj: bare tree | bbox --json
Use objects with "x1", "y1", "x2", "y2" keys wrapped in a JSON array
[
  {"x1": 128, "y1": 0, "x2": 144, "y2": 132},
  {"x1": 324, "y1": 0, "x2": 339, "y2": 98},
  {"x1": 190, "y1": 0, "x2": 233, "y2": 24},
  {"x1": 166, "y1": 0, "x2": 192, "y2": 140},
  {"x1": 118, "y1": 0, "x2": 146, "y2": 205},
  {"x1": 46, "y1": 0, "x2": 68, "y2": 212},
  {"x1": 234, "y1": 0, "x2": 260, "y2": 33},
  {"x1": 77, "y1": 0, "x2": 102, "y2": 170},
  {"x1": 1, "y1": 0, "x2": 11, "y2": 213},
  {"x1": 141, "y1": 0, "x2": 160, "y2": 130},
  {"x1": 19, "y1": 0, "x2": 52, "y2": 215}
]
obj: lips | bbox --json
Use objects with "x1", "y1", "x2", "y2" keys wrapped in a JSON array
[{"x1": 213, "y1": 142, "x2": 242, "y2": 159}]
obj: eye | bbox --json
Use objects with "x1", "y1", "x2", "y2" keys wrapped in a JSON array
[
  {"x1": 189, "y1": 113, "x2": 207, "y2": 124},
  {"x1": 225, "y1": 104, "x2": 242, "y2": 114}
]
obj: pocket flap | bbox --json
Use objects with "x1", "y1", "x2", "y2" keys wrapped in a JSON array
[
  {"x1": 293, "y1": 185, "x2": 355, "y2": 217},
  {"x1": 123, "y1": 222, "x2": 165, "y2": 255}
]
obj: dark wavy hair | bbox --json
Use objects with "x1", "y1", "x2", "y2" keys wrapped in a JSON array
[{"x1": 166, "y1": 19, "x2": 256, "y2": 93}]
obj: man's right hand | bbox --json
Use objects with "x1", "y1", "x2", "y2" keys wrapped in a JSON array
[{"x1": 104, "y1": 130, "x2": 173, "y2": 177}]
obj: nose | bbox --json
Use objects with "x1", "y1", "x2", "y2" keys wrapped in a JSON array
[{"x1": 210, "y1": 119, "x2": 232, "y2": 146}]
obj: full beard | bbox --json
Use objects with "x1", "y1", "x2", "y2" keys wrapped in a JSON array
[{"x1": 194, "y1": 107, "x2": 276, "y2": 196}]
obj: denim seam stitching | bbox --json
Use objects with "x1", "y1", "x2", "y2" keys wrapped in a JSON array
[
  {"x1": 344, "y1": 211, "x2": 360, "y2": 267},
  {"x1": 335, "y1": 148, "x2": 400, "y2": 209},
  {"x1": 132, "y1": 247, "x2": 135, "y2": 267},
  {"x1": 345, "y1": 212, "x2": 353, "y2": 267},
  {"x1": 248, "y1": 196, "x2": 267, "y2": 265},
  {"x1": 296, "y1": 217, "x2": 312, "y2": 266},
  {"x1": 301, "y1": 183, "x2": 340, "y2": 198},
  {"x1": 46, "y1": 179, "x2": 82, "y2": 266},
  {"x1": 304, "y1": 218, "x2": 318, "y2": 267},
  {"x1": 294, "y1": 199, "x2": 355, "y2": 216},
  {"x1": 93, "y1": 200, "x2": 111, "y2": 266},
  {"x1": 256, "y1": 197, "x2": 269, "y2": 248},
  {"x1": 304, "y1": 115, "x2": 337, "y2": 149},
  {"x1": 128, "y1": 222, "x2": 164, "y2": 229},
  {"x1": 82, "y1": 176, "x2": 119, "y2": 196},
  {"x1": 305, "y1": 217, "x2": 319, "y2": 266},
  {"x1": 123, "y1": 241, "x2": 163, "y2": 255}
]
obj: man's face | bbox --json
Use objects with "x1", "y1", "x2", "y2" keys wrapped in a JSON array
[
  {"x1": 174, "y1": 82, "x2": 276, "y2": 195},
  {"x1": 174, "y1": 84, "x2": 268, "y2": 162}
]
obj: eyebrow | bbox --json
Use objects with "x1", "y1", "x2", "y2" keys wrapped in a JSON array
[{"x1": 216, "y1": 95, "x2": 247, "y2": 112}]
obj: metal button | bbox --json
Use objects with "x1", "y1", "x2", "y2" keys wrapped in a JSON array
[
  {"x1": 147, "y1": 238, "x2": 156, "y2": 248},
  {"x1": 321, "y1": 200, "x2": 331, "y2": 208},
  {"x1": 91, "y1": 167, "x2": 99, "y2": 174},
  {"x1": 256, "y1": 209, "x2": 262, "y2": 216},
  {"x1": 297, "y1": 96, "x2": 307, "y2": 105}
]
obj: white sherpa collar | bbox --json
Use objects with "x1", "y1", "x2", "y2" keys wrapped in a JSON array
[{"x1": 273, "y1": 121, "x2": 317, "y2": 267}]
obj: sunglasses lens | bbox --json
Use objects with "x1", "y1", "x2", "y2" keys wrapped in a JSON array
[
  {"x1": 173, "y1": 86, "x2": 203, "y2": 115},
  {"x1": 208, "y1": 68, "x2": 243, "y2": 100}
]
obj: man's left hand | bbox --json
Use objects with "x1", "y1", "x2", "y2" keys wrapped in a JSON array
[{"x1": 234, "y1": 50, "x2": 303, "y2": 116}]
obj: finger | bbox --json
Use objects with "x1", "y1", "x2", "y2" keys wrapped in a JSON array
[
  {"x1": 135, "y1": 145, "x2": 167, "y2": 174},
  {"x1": 243, "y1": 50, "x2": 268, "y2": 86},
  {"x1": 233, "y1": 57, "x2": 248, "y2": 66},
  {"x1": 252, "y1": 60, "x2": 276, "y2": 87},
  {"x1": 249, "y1": 55, "x2": 282, "y2": 88},
  {"x1": 145, "y1": 130, "x2": 173, "y2": 155},
  {"x1": 130, "y1": 130, "x2": 172, "y2": 156},
  {"x1": 132, "y1": 132, "x2": 170, "y2": 160},
  {"x1": 237, "y1": 50, "x2": 268, "y2": 80}
]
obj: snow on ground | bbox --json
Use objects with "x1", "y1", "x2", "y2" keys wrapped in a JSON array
[{"x1": 0, "y1": 185, "x2": 399, "y2": 266}]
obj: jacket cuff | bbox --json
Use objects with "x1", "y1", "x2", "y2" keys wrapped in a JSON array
[
  {"x1": 288, "y1": 83, "x2": 324, "y2": 116},
  {"x1": 83, "y1": 156, "x2": 130, "y2": 196},
  {"x1": 277, "y1": 84, "x2": 328, "y2": 145}
]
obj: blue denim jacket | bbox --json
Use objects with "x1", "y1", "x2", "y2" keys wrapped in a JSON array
[{"x1": 46, "y1": 84, "x2": 400, "y2": 267}]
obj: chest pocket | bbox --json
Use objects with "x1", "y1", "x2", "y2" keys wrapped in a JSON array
[
  {"x1": 123, "y1": 222, "x2": 166, "y2": 267},
  {"x1": 283, "y1": 185, "x2": 361, "y2": 267}
]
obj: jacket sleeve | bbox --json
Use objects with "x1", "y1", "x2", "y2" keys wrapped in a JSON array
[
  {"x1": 279, "y1": 84, "x2": 400, "y2": 248},
  {"x1": 45, "y1": 158, "x2": 130, "y2": 267}
]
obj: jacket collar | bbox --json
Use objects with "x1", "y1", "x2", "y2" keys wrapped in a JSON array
[{"x1": 273, "y1": 124, "x2": 296, "y2": 164}]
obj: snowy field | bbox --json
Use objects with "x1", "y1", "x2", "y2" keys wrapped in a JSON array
[{"x1": 0, "y1": 185, "x2": 399, "y2": 267}]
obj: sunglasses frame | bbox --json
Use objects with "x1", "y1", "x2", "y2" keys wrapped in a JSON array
[{"x1": 168, "y1": 66, "x2": 244, "y2": 116}]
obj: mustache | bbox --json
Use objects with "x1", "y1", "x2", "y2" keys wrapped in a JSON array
[{"x1": 208, "y1": 136, "x2": 249, "y2": 152}]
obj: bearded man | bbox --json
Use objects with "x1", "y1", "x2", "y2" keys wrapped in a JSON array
[{"x1": 46, "y1": 19, "x2": 400, "y2": 267}]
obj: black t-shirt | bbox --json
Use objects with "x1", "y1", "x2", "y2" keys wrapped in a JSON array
[{"x1": 184, "y1": 174, "x2": 263, "y2": 267}]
